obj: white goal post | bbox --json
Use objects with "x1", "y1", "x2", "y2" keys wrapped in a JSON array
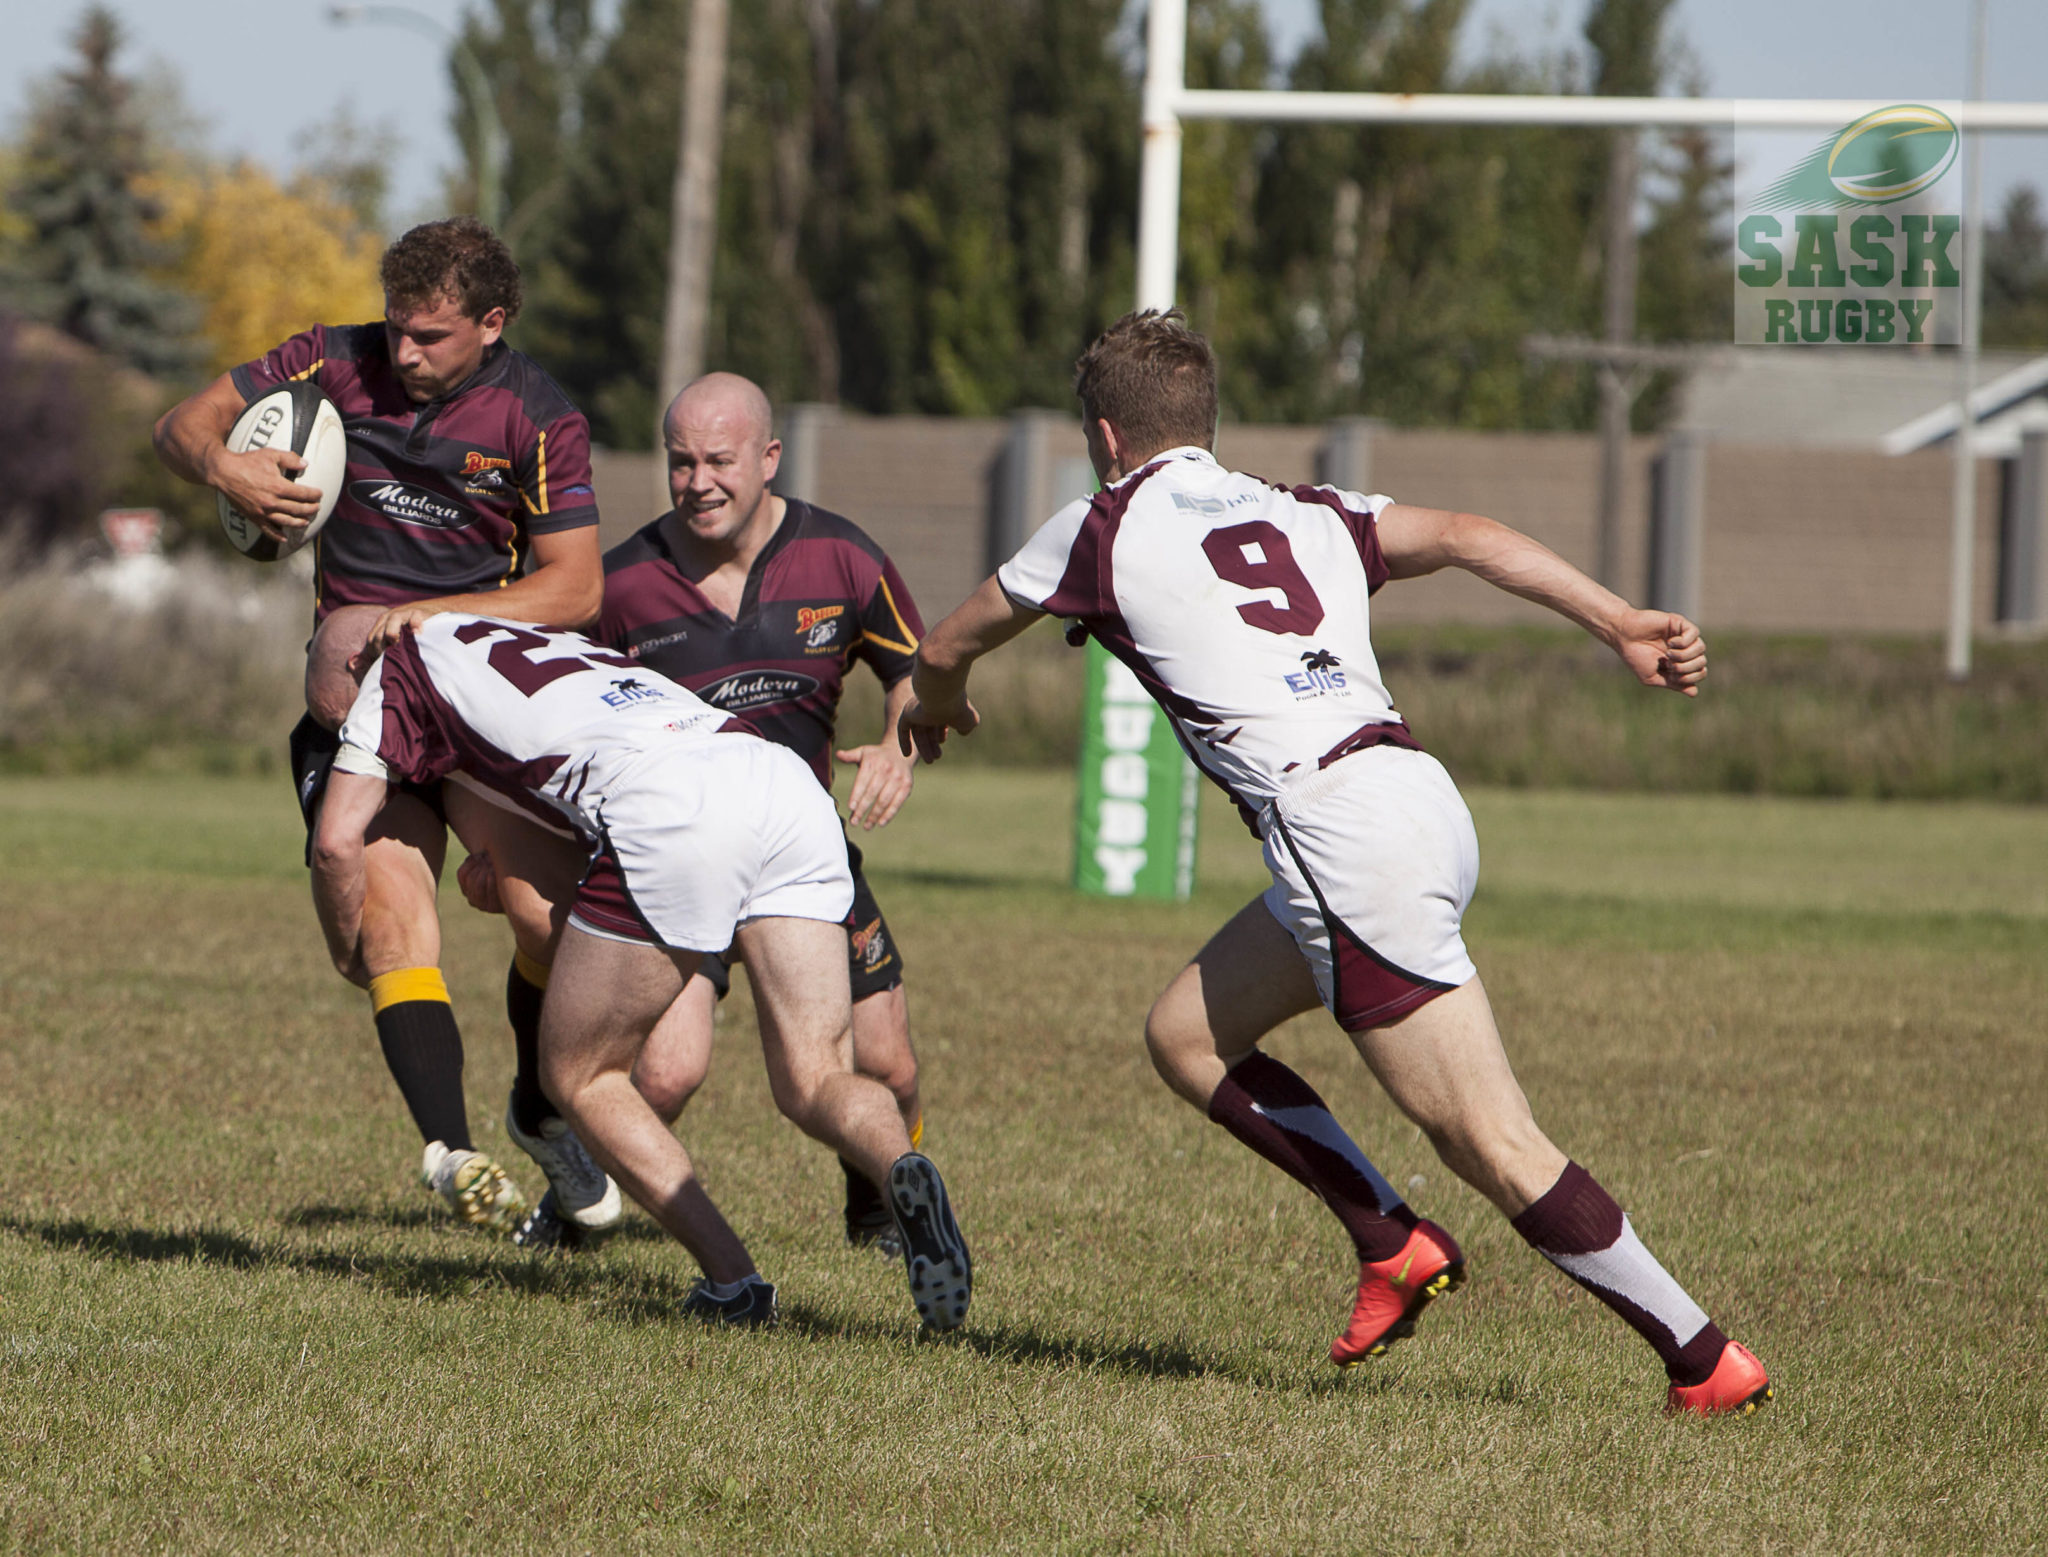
[{"x1": 1134, "y1": 0, "x2": 2048, "y2": 675}]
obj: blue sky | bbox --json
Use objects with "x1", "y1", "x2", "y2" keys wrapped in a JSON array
[{"x1": 3, "y1": 0, "x2": 2043, "y2": 227}]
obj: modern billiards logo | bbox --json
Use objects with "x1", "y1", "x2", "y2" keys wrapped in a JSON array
[{"x1": 1734, "y1": 105, "x2": 1961, "y2": 347}]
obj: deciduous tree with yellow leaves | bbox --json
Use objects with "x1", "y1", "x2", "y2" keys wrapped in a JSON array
[{"x1": 146, "y1": 160, "x2": 384, "y2": 376}]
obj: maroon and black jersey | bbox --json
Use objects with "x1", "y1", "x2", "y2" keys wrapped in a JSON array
[
  {"x1": 595, "y1": 501, "x2": 923, "y2": 787},
  {"x1": 231, "y1": 323, "x2": 599, "y2": 621}
]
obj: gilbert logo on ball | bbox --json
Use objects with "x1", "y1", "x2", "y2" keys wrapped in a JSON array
[
  {"x1": 1733, "y1": 104, "x2": 1962, "y2": 347},
  {"x1": 218, "y1": 382, "x2": 348, "y2": 561}
]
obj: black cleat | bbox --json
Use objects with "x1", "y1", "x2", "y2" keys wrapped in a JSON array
[
  {"x1": 887, "y1": 1153, "x2": 971, "y2": 1331},
  {"x1": 681, "y1": 1277, "x2": 779, "y2": 1329}
]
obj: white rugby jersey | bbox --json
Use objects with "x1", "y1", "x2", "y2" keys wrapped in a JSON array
[
  {"x1": 997, "y1": 446, "x2": 1419, "y2": 826},
  {"x1": 335, "y1": 613, "x2": 742, "y2": 838}
]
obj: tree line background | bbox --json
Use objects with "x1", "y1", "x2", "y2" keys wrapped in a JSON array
[{"x1": 4, "y1": 0, "x2": 2048, "y2": 550}]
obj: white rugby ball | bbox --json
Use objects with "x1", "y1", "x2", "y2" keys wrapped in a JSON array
[{"x1": 217, "y1": 382, "x2": 348, "y2": 562}]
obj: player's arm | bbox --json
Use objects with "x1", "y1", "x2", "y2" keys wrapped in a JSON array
[
  {"x1": 360, "y1": 525, "x2": 605, "y2": 660},
  {"x1": 838, "y1": 676, "x2": 919, "y2": 830},
  {"x1": 152, "y1": 372, "x2": 326, "y2": 540},
  {"x1": 1374, "y1": 503, "x2": 1707, "y2": 697},
  {"x1": 309, "y1": 768, "x2": 391, "y2": 987},
  {"x1": 898, "y1": 575, "x2": 1044, "y2": 764}
]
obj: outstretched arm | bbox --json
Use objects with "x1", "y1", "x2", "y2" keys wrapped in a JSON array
[
  {"x1": 1374, "y1": 503, "x2": 1707, "y2": 696},
  {"x1": 837, "y1": 676, "x2": 919, "y2": 829},
  {"x1": 897, "y1": 575, "x2": 1045, "y2": 763}
]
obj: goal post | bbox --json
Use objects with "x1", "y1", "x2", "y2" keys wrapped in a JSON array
[{"x1": 1132, "y1": 0, "x2": 2048, "y2": 675}]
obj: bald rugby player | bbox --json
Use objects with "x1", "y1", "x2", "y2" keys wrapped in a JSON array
[
  {"x1": 461, "y1": 372, "x2": 931, "y2": 1254},
  {"x1": 154, "y1": 217, "x2": 618, "y2": 1241}
]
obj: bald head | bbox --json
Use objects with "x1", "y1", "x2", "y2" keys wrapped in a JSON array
[
  {"x1": 305, "y1": 605, "x2": 385, "y2": 730},
  {"x1": 662, "y1": 372, "x2": 783, "y2": 551},
  {"x1": 663, "y1": 372, "x2": 774, "y2": 452}
]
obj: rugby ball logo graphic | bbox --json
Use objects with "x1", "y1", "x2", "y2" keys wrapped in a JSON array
[
  {"x1": 1826, "y1": 106, "x2": 1959, "y2": 205},
  {"x1": 218, "y1": 382, "x2": 348, "y2": 562},
  {"x1": 1751, "y1": 104, "x2": 1960, "y2": 213}
]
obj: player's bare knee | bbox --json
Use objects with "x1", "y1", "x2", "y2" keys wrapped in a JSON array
[
  {"x1": 632, "y1": 1062, "x2": 703, "y2": 1124},
  {"x1": 1143, "y1": 1005, "x2": 1215, "y2": 1108}
]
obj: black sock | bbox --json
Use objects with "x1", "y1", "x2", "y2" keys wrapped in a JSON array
[
  {"x1": 841, "y1": 1156, "x2": 887, "y2": 1221},
  {"x1": 505, "y1": 951, "x2": 555, "y2": 1136},
  {"x1": 369, "y1": 968, "x2": 471, "y2": 1152}
]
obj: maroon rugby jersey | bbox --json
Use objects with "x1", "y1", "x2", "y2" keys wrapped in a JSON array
[
  {"x1": 231, "y1": 323, "x2": 599, "y2": 621},
  {"x1": 595, "y1": 501, "x2": 923, "y2": 787}
]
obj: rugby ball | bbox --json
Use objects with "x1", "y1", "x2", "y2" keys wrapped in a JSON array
[{"x1": 217, "y1": 382, "x2": 347, "y2": 562}]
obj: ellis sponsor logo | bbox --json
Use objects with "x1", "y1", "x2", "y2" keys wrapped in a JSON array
[
  {"x1": 600, "y1": 677, "x2": 665, "y2": 708},
  {"x1": 1285, "y1": 648, "x2": 1347, "y2": 698},
  {"x1": 1734, "y1": 105, "x2": 1961, "y2": 346}
]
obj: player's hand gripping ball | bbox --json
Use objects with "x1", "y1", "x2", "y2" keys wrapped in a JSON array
[{"x1": 217, "y1": 382, "x2": 347, "y2": 562}]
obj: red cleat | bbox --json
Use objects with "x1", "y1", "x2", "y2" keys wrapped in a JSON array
[
  {"x1": 1666, "y1": 1341, "x2": 1772, "y2": 1417},
  {"x1": 1330, "y1": 1219, "x2": 1465, "y2": 1367}
]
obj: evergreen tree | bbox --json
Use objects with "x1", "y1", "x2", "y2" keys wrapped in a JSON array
[
  {"x1": 453, "y1": 0, "x2": 596, "y2": 254},
  {"x1": 6, "y1": 7, "x2": 196, "y2": 378},
  {"x1": 1984, "y1": 185, "x2": 2048, "y2": 350}
]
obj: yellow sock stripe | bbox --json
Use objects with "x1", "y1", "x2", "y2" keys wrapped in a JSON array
[
  {"x1": 909, "y1": 1113, "x2": 924, "y2": 1151},
  {"x1": 512, "y1": 950, "x2": 552, "y2": 990},
  {"x1": 369, "y1": 967, "x2": 450, "y2": 1013}
]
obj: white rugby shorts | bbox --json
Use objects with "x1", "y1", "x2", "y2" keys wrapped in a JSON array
[
  {"x1": 569, "y1": 736, "x2": 854, "y2": 952},
  {"x1": 1259, "y1": 744, "x2": 1479, "y2": 1030}
]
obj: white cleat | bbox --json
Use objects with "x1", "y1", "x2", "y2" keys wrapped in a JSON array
[
  {"x1": 504, "y1": 1099, "x2": 623, "y2": 1235},
  {"x1": 421, "y1": 1140, "x2": 529, "y2": 1234}
]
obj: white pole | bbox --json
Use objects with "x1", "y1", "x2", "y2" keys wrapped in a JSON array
[
  {"x1": 1135, "y1": 0, "x2": 1188, "y2": 311},
  {"x1": 1172, "y1": 89, "x2": 2048, "y2": 131},
  {"x1": 1947, "y1": 0, "x2": 1991, "y2": 681}
]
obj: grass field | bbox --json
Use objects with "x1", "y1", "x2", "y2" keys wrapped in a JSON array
[{"x1": 2, "y1": 770, "x2": 2045, "y2": 1552}]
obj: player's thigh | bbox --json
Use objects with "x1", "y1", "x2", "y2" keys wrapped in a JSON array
[
  {"x1": 444, "y1": 784, "x2": 582, "y2": 959},
  {"x1": 733, "y1": 915, "x2": 856, "y2": 1089},
  {"x1": 1151, "y1": 895, "x2": 1322, "y2": 1059},
  {"x1": 634, "y1": 964, "x2": 720, "y2": 1099},
  {"x1": 357, "y1": 791, "x2": 448, "y2": 970},
  {"x1": 541, "y1": 924, "x2": 691, "y2": 1092}
]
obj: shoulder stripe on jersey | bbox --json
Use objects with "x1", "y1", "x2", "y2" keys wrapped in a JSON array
[
  {"x1": 289, "y1": 359, "x2": 325, "y2": 383},
  {"x1": 535, "y1": 428, "x2": 550, "y2": 515},
  {"x1": 864, "y1": 573, "x2": 919, "y2": 656}
]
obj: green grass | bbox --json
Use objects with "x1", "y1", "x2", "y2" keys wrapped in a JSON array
[{"x1": 2, "y1": 772, "x2": 2045, "y2": 1552}]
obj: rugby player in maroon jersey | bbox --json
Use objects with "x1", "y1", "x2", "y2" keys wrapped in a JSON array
[
  {"x1": 153, "y1": 218, "x2": 619, "y2": 1241},
  {"x1": 461, "y1": 372, "x2": 931, "y2": 1254}
]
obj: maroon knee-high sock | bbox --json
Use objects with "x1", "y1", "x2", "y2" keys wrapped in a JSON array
[
  {"x1": 1206, "y1": 1051, "x2": 1418, "y2": 1262},
  {"x1": 1511, "y1": 1161, "x2": 1729, "y2": 1385}
]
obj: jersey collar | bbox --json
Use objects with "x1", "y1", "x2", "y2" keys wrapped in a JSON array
[{"x1": 1119, "y1": 445, "x2": 1218, "y2": 486}]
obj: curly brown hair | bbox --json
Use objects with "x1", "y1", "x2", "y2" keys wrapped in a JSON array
[
  {"x1": 379, "y1": 216, "x2": 523, "y2": 323},
  {"x1": 1072, "y1": 309, "x2": 1217, "y2": 461}
]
